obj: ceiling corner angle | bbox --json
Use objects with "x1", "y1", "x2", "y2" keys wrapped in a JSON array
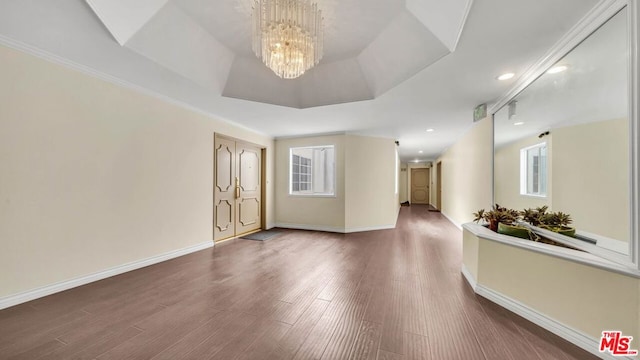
[
  {"x1": 405, "y1": 0, "x2": 473, "y2": 52},
  {"x1": 85, "y1": 0, "x2": 169, "y2": 46}
]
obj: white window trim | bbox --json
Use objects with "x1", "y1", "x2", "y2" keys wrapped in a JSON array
[
  {"x1": 289, "y1": 145, "x2": 336, "y2": 197},
  {"x1": 520, "y1": 142, "x2": 547, "y2": 197}
]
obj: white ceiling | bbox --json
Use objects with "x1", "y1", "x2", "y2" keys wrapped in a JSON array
[
  {"x1": 120, "y1": 0, "x2": 467, "y2": 108},
  {"x1": 175, "y1": 0, "x2": 406, "y2": 62},
  {"x1": 494, "y1": 7, "x2": 628, "y2": 148},
  {"x1": 0, "y1": 0, "x2": 601, "y2": 161}
]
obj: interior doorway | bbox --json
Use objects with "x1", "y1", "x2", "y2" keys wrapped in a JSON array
[
  {"x1": 213, "y1": 134, "x2": 263, "y2": 242},
  {"x1": 436, "y1": 161, "x2": 442, "y2": 210},
  {"x1": 410, "y1": 168, "x2": 430, "y2": 204}
]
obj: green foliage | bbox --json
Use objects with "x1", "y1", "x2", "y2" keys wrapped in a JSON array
[
  {"x1": 520, "y1": 206, "x2": 548, "y2": 226},
  {"x1": 473, "y1": 204, "x2": 520, "y2": 226},
  {"x1": 473, "y1": 205, "x2": 576, "y2": 243},
  {"x1": 472, "y1": 209, "x2": 485, "y2": 223},
  {"x1": 543, "y1": 212, "x2": 573, "y2": 227},
  {"x1": 520, "y1": 206, "x2": 572, "y2": 228}
]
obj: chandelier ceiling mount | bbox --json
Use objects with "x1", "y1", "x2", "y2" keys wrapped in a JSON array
[{"x1": 252, "y1": 0, "x2": 324, "y2": 79}]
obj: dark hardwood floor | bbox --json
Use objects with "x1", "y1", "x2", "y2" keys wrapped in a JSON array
[{"x1": 0, "y1": 206, "x2": 597, "y2": 359}]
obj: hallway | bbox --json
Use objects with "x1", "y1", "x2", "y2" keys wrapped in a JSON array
[{"x1": 0, "y1": 206, "x2": 595, "y2": 359}]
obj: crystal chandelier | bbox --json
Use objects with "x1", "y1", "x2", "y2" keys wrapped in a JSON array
[{"x1": 252, "y1": 0, "x2": 324, "y2": 79}]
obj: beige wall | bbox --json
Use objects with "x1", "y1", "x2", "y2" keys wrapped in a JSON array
[
  {"x1": 494, "y1": 135, "x2": 552, "y2": 210},
  {"x1": 553, "y1": 118, "x2": 630, "y2": 242},
  {"x1": 274, "y1": 135, "x2": 346, "y2": 231},
  {"x1": 494, "y1": 118, "x2": 629, "y2": 243},
  {"x1": 462, "y1": 229, "x2": 479, "y2": 280},
  {"x1": 275, "y1": 134, "x2": 398, "y2": 232},
  {"x1": 436, "y1": 117, "x2": 493, "y2": 227},
  {"x1": 465, "y1": 230, "x2": 640, "y2": 345},
  {"x1": 0, "y1": 45, "x2": 275, "y2": 298},
  {"x1": 345, "y1": 135, "x2": 399, "y2": 230},
  {"x1": 399, "y1": 163, "x2": 408, "y2": 203}
]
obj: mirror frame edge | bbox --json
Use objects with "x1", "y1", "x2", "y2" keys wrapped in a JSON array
[
  {"x1": 630, "y1": 0, "x2": 639, "y2": 269},
  {"x1": 489, "y1": 0, "x2": 640, "y2": 271}
]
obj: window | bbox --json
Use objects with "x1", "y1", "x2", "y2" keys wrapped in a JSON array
[
  {"x1": 520, "y1": 142, "x2": 547, "y2": 197},
  {"x1": 290, "y1": 145, "x2": 335, "y2": 196},
  {"x1": 291, "y1": 154, "x2": 312, "y2": 192}
]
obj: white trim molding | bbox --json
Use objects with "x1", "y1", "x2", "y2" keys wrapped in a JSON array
[
  {"x1": 474, "y1": 284, "x2": 630, "y2": 360},
  {"x1": 462, "y1": 223, "x2": 640, "y2": 359},
  {"x1": 441, "y1": 211, "x2": 463, "y2": 230},
  {"x1": 630, "y1": 0, "x2": 640, "y2": 272},
  {"x1": 344, "y1": 224, "x2": 397, "y2": 233},
  {"x1": 275, "y1": 223, "x2": 346, "y2": 233},
  {"x1": 463, "y1": 223, "x2": 640, "y2": 278},
  {"x1": 0, "y1": 241, "x2": 214, "y2": 310},
  {"x1": 450, "y1": 0, "x2": 474, "y2": 52},
  {"x1": 275, "y1": 223, "x2": 397, "y2": 234}
]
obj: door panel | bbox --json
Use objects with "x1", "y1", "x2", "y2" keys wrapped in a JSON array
[
  {"x1": 411, "y1": 168, "x2": 430, "y2": 204},
  {"x1": 214, "y1": 137, "x2": 236, "y2": 241},
  {"x1": 236, "y1": 144, "x2": 261, "y2": 234},
  {"x1": 215, "y1": 200, "x2": 233, "y2": 232},
  {"x1": 238, "y1": 149, "x2": 260, "y2": 192},
  {"x1": 238, "y1": 198, "x2": 260, "y2": 226},
  {"x1": 216, "y1": 144, "x2": 234, "y2": 193}
]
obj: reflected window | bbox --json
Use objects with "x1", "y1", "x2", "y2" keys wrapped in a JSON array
[
  {"x1": 289, "y1": 146, "x2": 335, "y2": 196},
  {"x1": 520, "y1": 143, "x2": 547, "y2": 197}
]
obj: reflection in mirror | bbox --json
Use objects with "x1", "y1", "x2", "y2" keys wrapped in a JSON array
[{"x1": 493, "y1": 7, "x2": 629, "y2": 254}]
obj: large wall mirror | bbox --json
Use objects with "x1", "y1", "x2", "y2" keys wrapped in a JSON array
[{"x1": 492, "y1": 1, "x2": 638, "y2": 268}]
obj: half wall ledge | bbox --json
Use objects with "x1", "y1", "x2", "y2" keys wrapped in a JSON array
[
  {"x1": 462, "y1": 223, "x2": 640, "y2": 360},
  {"x1": 462, "y1": 223, "x2": 640, "y2": 278}
]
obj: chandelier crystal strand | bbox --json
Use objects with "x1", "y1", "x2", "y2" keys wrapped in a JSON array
[{"x1": 252, "y1": 0, "x2": 323, "y2": 79}]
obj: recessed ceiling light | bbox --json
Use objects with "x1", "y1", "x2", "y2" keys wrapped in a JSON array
[
  {"x1": 426, "y1": 128, "x2": 435, "y2": 132},
  {"x1": 497, "y1": 72, "x2": 515, "y2": 81},
  {"x1": 418, "y1": 150, "x2": 423, "y2": 154},
  {"x1": 514, "y1": 122, "x2": 525, "y2": 126},
  {"x1": 547, "y1": 65, "x2": 568, "y2": 74}
]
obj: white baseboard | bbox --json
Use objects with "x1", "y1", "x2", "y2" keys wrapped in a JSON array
[
  {"x1": 0, "y1": 241, "x2": 214, "y2": 310},
  {"x1": 474, "y1": 284, "x2": 624, "y2": 360},
  {"x1": 441, "y1": 211, "x2": 463, "y2": 230},
  {"x1": 460, "y1": 263, "x2": 477, "y2": 291},
  {"x1": 275, "y1": 222, "x2": 345, "y2": 233},
  {"x1": 344, "y1": 224, "x2": 396, "y2": 233},
  {"x1": 275, "y1": 222, "x2": 396, "y2": 234}
]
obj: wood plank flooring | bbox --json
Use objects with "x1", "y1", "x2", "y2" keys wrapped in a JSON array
[{"x1": 0, "y1": 206, "x2": 597, "y2": 359}]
